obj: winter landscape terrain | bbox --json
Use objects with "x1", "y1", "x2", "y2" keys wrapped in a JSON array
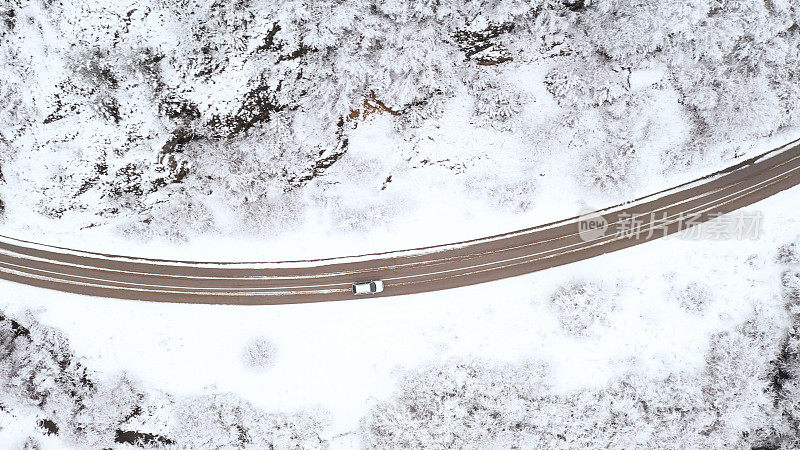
[{"x1": 1, "y1": 0, "x2": 800, "y2": 448}]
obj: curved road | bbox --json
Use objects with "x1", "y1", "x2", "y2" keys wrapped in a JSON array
[{"x1": 0, "y1": 138, "x2": 799, "y2": 305}]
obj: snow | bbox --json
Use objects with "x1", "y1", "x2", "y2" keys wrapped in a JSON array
[
  {"x1": 0, "y1": 409, "x2": 63, "y2": 450},
  {"x1": 2, "y1": 181, "x2": 798, "y2": 446},
  {"x1": 2, "y1": 0, "x2": 800, "y2": 263},
  {"x1": 2, "y1": 1, "x2": 800, "y2": 446},
  {"x1": 2, "y1": 128, "x2": 798, "y2": 271},
  {"x1": 629, "y1": 65, "x2": 666, "y2": 91}
]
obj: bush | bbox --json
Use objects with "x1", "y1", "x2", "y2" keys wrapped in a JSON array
[
  {"x1": 118, "y1": 188, "x2": 215, "y2": 243},
  {"x1": 242, "y1": 337, "x2": 278, "y2": 371},
  {"x1": 579, "y1": 143, "x2": 639, "y2": 195},
  {"x1": 331, "y1": 196, "x2": 405, "y2": 233},
  {"x1": 467, "y1": 71, "x2": 526, "y2": 130},
  {"x1": 671, "y1": 282, "x2": 714, "y2": 314},
  {"x1": 171, "y1": 393, "x2": 327, "y2": 449},
  {"x1": 777, "y1": 240, "x2": 800, "y2": 265},
  {"x1": 0, "y1": 308, "x2": 329, "y2": 448},
  {"x1": 465, "y1": 173, "x2": 537, "y2": 213},
  {"x1": 360, "y1": 359, "x2": 550, "y2": 449},
  {"x1": 361, "y1": 299, "x2": 800, "y2": 448},
  {"x1": 783, "y1": 272, "x2": 800, "y2": 303},
  {"x1": 548, "y1": 280, "x2": 616, "y2": 338},
  {"x1": 544, "y1": 59, "x2": 628, "y2": 109},
  {"x1": 771, "y1": 320, "x2": 800, "y2": 447}
]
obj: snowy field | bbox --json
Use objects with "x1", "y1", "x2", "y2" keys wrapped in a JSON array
[
  {"x1": 2, "y1": 0, "x2": 800, "y2": 448},
  {"x1": 0, "y1": 182, "x2": 799, "y2": 448}
]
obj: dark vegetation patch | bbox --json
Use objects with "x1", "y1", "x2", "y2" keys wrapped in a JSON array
[
  {"x1": 37, "y1": 418, "x2": 58, "y2": 435},
  {"x1": 777, "y1": 241, "x2": 800, "y2": 265},
  {"x1": 43, "y1": 82, "x2": 85, "y2": 124},
  {"x1": 132, "y1": 47, "x2": 165, "y2": 90},
  {"x1": 453, "y1": 22, "x2": 516, "y2": 66},
  {"x1": 110, "y1": 163, "x2": 145, "y2": 197},
  {"x1": 0, "y1": 5, "x2": 15, "y2": 33},
  {"x1": 783, "y1": 271, "x2": 800, "y2": 299},
  {"x1": 207, "y1": 78, "x2": 285, "y2": 139},
  {"x1": 159, "y1": 95, "x2": 201, "y2": 121},
  {"x1": 253, "y1": 21, "x2": 313, "y2": 62},
  {"x1": 768, "y1": 321, "x2": 800, "y2": 441},
  {"x1": 114, "y1": 429, "x2": 174, "y2": 447},
  {"x1": 563, "y1": 0, "x2": 585, "y2": 12},
  {"x1": 160, "y1": 128, "x2": 196, "y2": 157}
]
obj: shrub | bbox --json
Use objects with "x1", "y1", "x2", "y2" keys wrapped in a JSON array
[
  {"x1": 361, "y1": 300, "x2": 800, "y2": 448},
  {"x1": 783, "y1": 272, "x2": 800, "y2": 303},
  {"x1": 548, "y1": 280, "x2": 616, "y2": 338},
  {"x1": 544, "y1": 59, "x2": 628, "y2": 109},
  {"x1": 0, "y1": 308, "x2": 329, "y2": 448},
  {"x1": 465, "y1": 174, "x2": 537, "y2": 213},
  {"x1": 242, "y1": 337, "x2": 278, "y2": 371},
  {"x1": 777, "y1": 240, "x2": 800, "y2": 265},
  {"x1": 671, "y1": 282, "x2": 714, "y2": 314},
  {"x1": 359, "y1": 359, "x2": 550, "y2": 449},
  {"x1": 579, "y1": 143, "x2": 638, "y2": 195},
  {"x1": 118, "y1": 188, "x2": 215, "y2": 243},
  {"x1": 171, "y1": 393, "x2": 327, "y2": 449},
  {"x1": 467, "y1": 71, "x2": 526, "y2": 130}
]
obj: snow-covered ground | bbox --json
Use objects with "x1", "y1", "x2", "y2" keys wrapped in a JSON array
[
  {"x1": 2, "y1": 0, "x2": 800, "y2": 448},
  {"x1": 2, "y1": 179, "x2": 799, "y2": 448},
  {"x1": 2, "y1": 0, "x2": 800, "y2": 261},
  {"x1": 1, "y1": 110, "x2": 798, "y2": 262}
]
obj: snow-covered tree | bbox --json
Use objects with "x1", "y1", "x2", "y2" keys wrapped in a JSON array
[
  {"x1": 170, "y1": 392, "x2": 327, "y2": 449},
  {"x1": 548, "y1": 280, "x2": 617, "y2": 338},
  {"x1": 0, "y1": 307, "x2": 330, "y2": 448},
  {"x1": 670, "y1": 281, "x2": 714, "y2": 314},
  {"x1": 242, "y1": 337, "x2": 278, "y2": 371}
]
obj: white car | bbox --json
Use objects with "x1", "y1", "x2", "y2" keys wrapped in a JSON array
[{"x1": 352, "y1": 280, "x2": 384, "y2": 295}]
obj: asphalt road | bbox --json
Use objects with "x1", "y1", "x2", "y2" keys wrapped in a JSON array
[{"x1": 0, "y1": 138, "x2": 799, "y2": 305}]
